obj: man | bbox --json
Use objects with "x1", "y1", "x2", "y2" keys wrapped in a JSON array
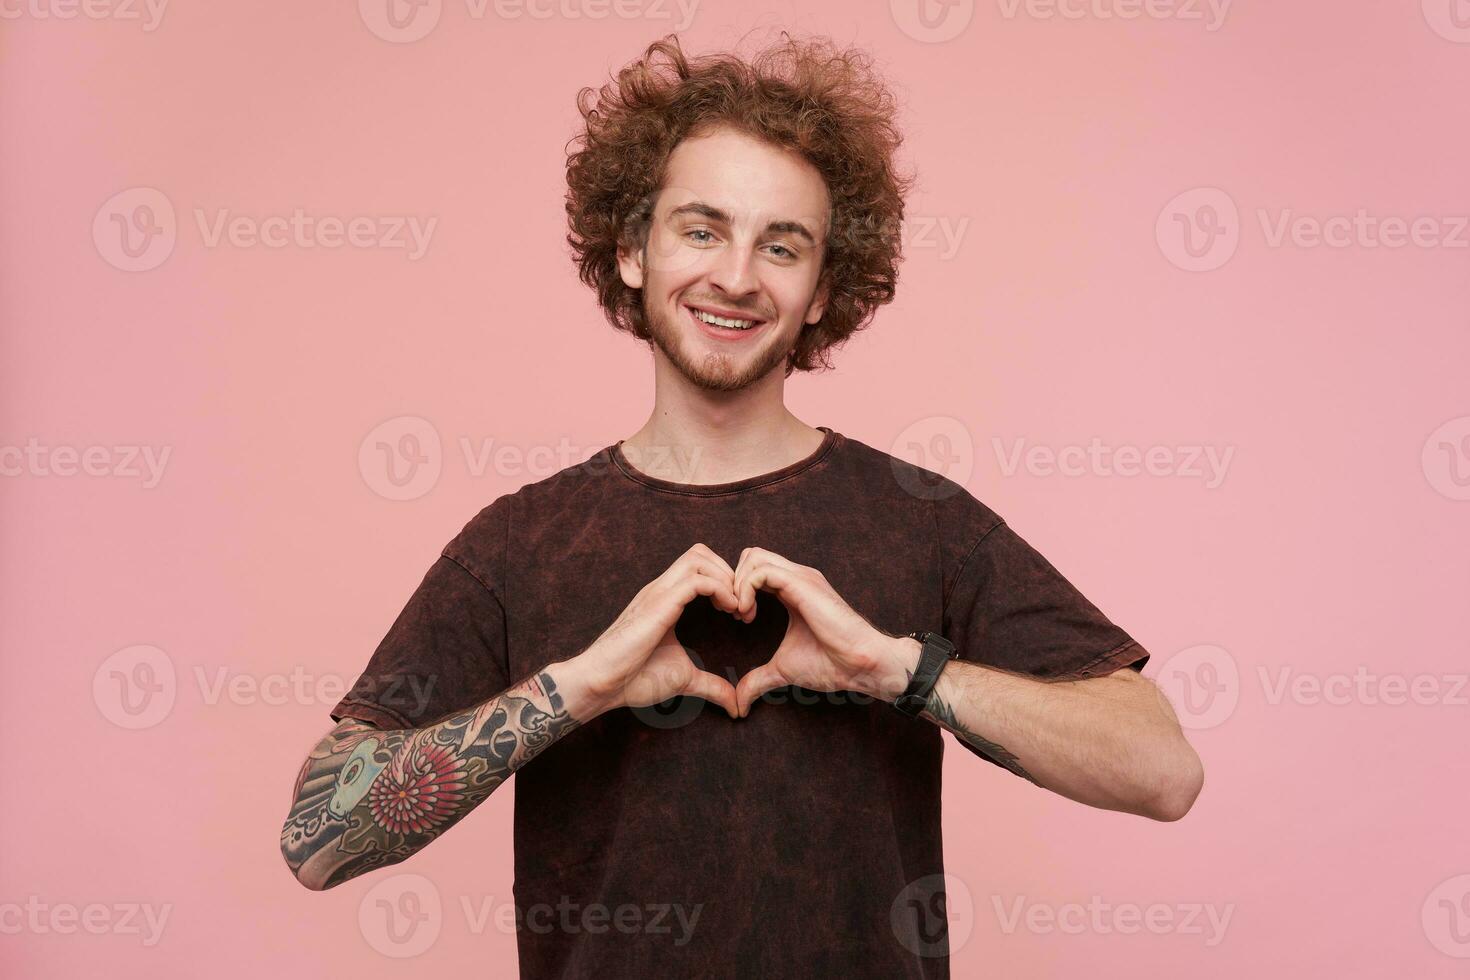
[{"x1": 280, "y1": 33, "x2": 1203, "y2": 978}]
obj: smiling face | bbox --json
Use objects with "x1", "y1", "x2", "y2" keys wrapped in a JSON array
[{"x1": 617, "y1": 125, "x2": 832, "y2": 392}]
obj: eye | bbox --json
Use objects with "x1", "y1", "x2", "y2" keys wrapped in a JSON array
[
  {"x1": 767, "y1": 244, "x2": 796, "y2": 259},
  {"x1": 686, "y1": 228, "x2": 716, "y2": 244}
]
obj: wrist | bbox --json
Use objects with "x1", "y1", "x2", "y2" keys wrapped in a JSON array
[
  {"x1": 542, "y1": 650, "x2": 620, "y2": 722},
  {"x1": 869, "y1": 634, "x2": 924, "y2": 704}
]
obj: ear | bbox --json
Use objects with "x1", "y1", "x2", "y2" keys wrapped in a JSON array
[
  {"x1": 804, "y1": 271, "x2": 830, "y2": 325},
  {"x1": 616, "y1": 237, "x2": 646, "y2": 291}
]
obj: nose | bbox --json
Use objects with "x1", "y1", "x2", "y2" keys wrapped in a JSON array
[{"x1": 707, "y1": 240, "x2": 758, "y2": 299}]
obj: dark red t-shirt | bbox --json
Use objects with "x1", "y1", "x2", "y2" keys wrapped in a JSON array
[{"x1": 332, "y1": 425, "x2": 1148, "y2": 978}]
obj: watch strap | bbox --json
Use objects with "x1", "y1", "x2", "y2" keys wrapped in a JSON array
[{"x1": 893, "y1": 630, "x2": 956, "y2": 718}]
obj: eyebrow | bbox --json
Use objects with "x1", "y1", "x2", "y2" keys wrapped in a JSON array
[{"x1": 666, "y1": 201, "x2": 819, "y2": 247}]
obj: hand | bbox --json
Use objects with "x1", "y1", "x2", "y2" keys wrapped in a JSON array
[
  {"x1": 730, "y1": 547, "x2": 913, "y2": 717},
  {"x1": 575, "y1": 544, "x2": 742, "y2": 719}
]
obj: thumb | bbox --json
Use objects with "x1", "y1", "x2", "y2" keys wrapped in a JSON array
[
  {"x1": 735, "y1": 661, "x2": 787, "y2": 718},
  {"x1": 684, "y1": 669, "x2": 739, "y2": 720}
]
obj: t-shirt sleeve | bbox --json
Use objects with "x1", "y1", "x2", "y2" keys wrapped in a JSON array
[
  {"x1": 939, "y1": 505, "x2": 1149, "y2": 770},
  {"x1": 330, "y1": 504, "x2": 513, "y2": 730},
  {"x1": 943, "y1": 519, "x2": 1149, "y2": 681}
]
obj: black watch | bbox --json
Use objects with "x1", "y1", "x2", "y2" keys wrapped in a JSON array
[{"x1": 893, "y1": 630, "x2": 957, "y2": 718}]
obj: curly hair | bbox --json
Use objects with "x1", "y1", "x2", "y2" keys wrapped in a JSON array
[{"x1": 564, "y1": 32, "x2": 915, "y2": 375}]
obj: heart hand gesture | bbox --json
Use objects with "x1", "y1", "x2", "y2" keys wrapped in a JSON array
[{"x1": 729, "y1": 547, "x2": 912, "y2": 716}]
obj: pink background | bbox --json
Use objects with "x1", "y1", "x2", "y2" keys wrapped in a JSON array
[{"x1": 3, "y1": 1, "x2": 1468, "y2": 976}]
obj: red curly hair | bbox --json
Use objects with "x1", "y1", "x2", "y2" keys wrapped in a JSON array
[{"x1": 564, "y1": 32, "x2": 915, "y2": 375}]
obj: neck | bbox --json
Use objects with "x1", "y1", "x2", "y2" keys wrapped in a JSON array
[{"x1": 621, "y1": 372, "x2": 823, "y2": 486}]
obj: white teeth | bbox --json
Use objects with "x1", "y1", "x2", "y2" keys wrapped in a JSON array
[{"x1": 692, "y1": 308, "x2": 757, "y2": 330}]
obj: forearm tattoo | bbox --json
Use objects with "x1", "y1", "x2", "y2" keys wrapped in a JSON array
[
  {"x1": 922, "y1": 689, "x2": 1041, "y2": 787},
  {"x1": 281, "y1": 670, "x2": 579, "y2": 889}
]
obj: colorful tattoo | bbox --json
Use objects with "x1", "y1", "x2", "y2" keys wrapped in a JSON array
[{"x1": 281, "y1": 670, "x2": 579, "y2": 889}]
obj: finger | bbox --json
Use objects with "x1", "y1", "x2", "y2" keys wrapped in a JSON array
[
  {"x1": 676, "y1": 547, "x2": 739, "y2": 614},
  {"x1": 731, "y1": 548, "x2": 748, "y2": 620},
  {"x1": 743, "y1": 561, "x2": 799, "y2": 618},
  {"x1": 733, "y1": 547, "x2": 766, "y2": 622},
  {"x1": 725, "y1": 552, "x2": 746, "y2": 620},
  {"x1": 735, "y1": 548, "x2": 804, "y2": 623},
  {"x1": 735, "y1": 661, "x2": 788, "y2": 717},
  {"x1": 696, "y1": 548, "x2": 744, "y2": 619},
  {"x1": 679, "y1": 570, "x2": 741, "y2": 617},
  {"x1": 684, "y1": 669, "x2": 740, "y2": 720},
  {"x1": 688, "y1": 543, "x2": 737, "y2": 582}
]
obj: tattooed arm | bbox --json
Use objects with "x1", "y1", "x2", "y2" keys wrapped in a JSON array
[
  {"x1": 282, "y1": 543, "x2": 751, "y2": 890},
  {"x1": 281, "y1": 658, "x2": 603, "y2": 891},
  {"x1": 875, "y1": 637, "x2": 1203, "y2": 821}
]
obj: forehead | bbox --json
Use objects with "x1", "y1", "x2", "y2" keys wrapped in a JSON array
[{"x1": 658, "y1": 127, "x2": 830, "y2": 236}]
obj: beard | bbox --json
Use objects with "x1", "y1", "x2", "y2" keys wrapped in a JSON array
[{"x1": 641, "y1": 291, "x2": 796, "y2": 393}]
